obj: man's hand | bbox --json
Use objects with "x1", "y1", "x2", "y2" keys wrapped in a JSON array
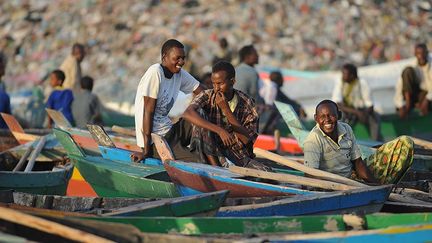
[
  {"x1": 215, "y1": 92, "x2": 229, "y2": 111},
  {"x1": 130, "y1": 150, "x2": 149, "y2": 163},
  {"x1": 217, "y1": 127, "x2": 235, "y2": 147},
  {"x1": 398, "y1": 106, "x2": 408, "y2": 119},
  {"x1": 355, "y1": 110, "x2": 367, "y2": 124},
  {"x1": 419, "y1": 99, "x2": 430, "y2": 116}
]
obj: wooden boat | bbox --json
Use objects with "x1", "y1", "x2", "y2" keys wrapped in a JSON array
[
  {"x1": 0, "y1": 129, "x2": 19, "y2": 152},
  {"x1": 1, "y1": 112, "x2": 97, "y2": 197},
  {"x1": 75, "y1": 212, "x2": 432, "y2": 236},
  {"x1": 0, "y1": 205, "x2": 220, "y2": 243},
  {"x1": 217, "y1": 185, "x2": 392, "y2": 217},
  {"x1": 102, "y1": 190, "x2": 228, "y2": 217},
  {"x1": 53, "y1": 128, "x2": 182, "y2": 198},
  {"x1": 164, "y1": 160, "x2": 319, "y2": 198},
  {"x1": 0, "y1": 137, "x2": 73, "y2": 195},
  {"x1": 1, "y1": 189, "x2": 228, "y2": 217}
]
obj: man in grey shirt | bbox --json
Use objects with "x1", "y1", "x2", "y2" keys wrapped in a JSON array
[
  {"x1": 234, "y1": 45, "x2": 261, "y2": 103},
  {"x1": 303, "y1": 100, "x2": 377, "y2": 183},
  {"x1": 72, "y1": 76, "x2": 103, "y2": 128}
]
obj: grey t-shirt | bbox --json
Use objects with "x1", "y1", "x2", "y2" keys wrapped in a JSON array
[
  {"x1": 234, "y1": 63, "x2": 259, "y2": 101},
  {"x1": 303, "y1": 122, "x2": 362, "y2": 178},
  {"x1": 71, "y1": 90, "x2": 103, "y2": 128}
]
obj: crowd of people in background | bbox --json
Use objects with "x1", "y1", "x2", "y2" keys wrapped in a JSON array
[{"x1": 0, "y1": 0, "x2": 430, "y2": 105}]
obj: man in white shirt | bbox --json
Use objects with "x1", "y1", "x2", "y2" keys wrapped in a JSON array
[
  {"x1": 332, "y1": 63, "x2": 382, "y2": 141},
  {"x1": 60, "y1": 43, "x2": 85, "y2": 91},
  {"x1": 394, "y1": 43, "x2": 432, "y2": 118},
  {"x1": 131, "y1": 39, "x2": 204, "y2": 162}
]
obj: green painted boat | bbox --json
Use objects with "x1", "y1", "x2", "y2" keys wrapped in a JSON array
[
  {"x1": 103, "y1": 190, "x2": 228, "y2": 217},
  {"x1": 53, "y1": 128, "x2": 180, "y2": 198},
  {"x1": 76, "y1": 213, "x2": 432, "y2": 236}
]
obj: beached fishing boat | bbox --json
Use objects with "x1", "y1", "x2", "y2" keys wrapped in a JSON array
[
  {"x1": 216, "y1": 185, "x2": 392, "y2": 217},
  {"x1": 76, "y1": 212, "x2": 432, "y2": 236},
  {"x1": 164, "y1": 160, "x2": 317, "y2": 198},
  {"x1": 1, "y1": 189, "x2": 228, "y2": 217},
  {"x1": 53, "y1": 128, "x2": 181, "y2": 198},
  {"x1": 0, "y1": 136, "x2": 73, "y2": 195}
]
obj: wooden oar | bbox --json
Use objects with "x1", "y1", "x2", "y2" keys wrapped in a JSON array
[
  {"x1": 0, "y1": 206, "x2": 113, "y2": 243},
  {"x1": 254, "y1": 148, "x2": 365, "y2": 187},
  {"x1": 112, "y1": 125, "x2": 135, "y2": 137},
  {"x1": 12, "y1": 145, "x2": 34, "y2": 172},
  {"x1": 229, "y1": 165, "x2": 356, "y2": 191},
  {"x1": 24, "y1": 136, "x2": 47, "y2": 172},
  {"x1": 410, "y1": 136, "x2": 432, "y2": 150},
  {"x1": 11, "y1": 131, "x2": 40, "y2": 142}
]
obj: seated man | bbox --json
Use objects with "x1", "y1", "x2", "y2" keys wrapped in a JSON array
[
  {"x1": 184, "y1": 61, "x2": 269, "y2": 170},
  {"x1": 332, "y1": 63, "x2": 382, "y2": 141},
  {"x1": 394, "y1": 43, "x2": 432, "y2": 118},
  {"x1": 131, "y1": 39, "x2": 204, "y2": 163},
  {"x1": 303, "y1": 100, "x2": 413, "y2": 184}
]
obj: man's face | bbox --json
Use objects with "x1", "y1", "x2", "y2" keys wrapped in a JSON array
[
  {"x1": 73, "y1": 48, "x2": 85, "y2": 63},
  {"x1": 249, "y1": 48, "x2": 259, "y2": 65},
  {"x1": 162, "y1": 47, "x2": 186, "y2": 74},
  {"x1": 342, "y1": 68, "x2": 354, "y2": 83},
  {"x1": 49, "y1": 73, "x2": 60, "y2": 87},
  {"x1": 212, "y1": 71, "x2": 233, "y2": 95},
  {"x1": 415, "y1": 47, "x2": 428, "y2": 66},
  {"x1": 314, "y1": 103, "x2": 338, "y2": 136}
]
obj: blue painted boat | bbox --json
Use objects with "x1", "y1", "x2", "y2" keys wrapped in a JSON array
[{"x1": 216, "y1": 184, "x2": 392, "y2": 217}]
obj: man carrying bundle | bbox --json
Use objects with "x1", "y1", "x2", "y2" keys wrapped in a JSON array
[{"x1": 303, "y1": 100, "x2": 413, "y2": 184}]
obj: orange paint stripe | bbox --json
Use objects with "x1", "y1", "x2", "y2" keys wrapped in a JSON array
[{"x1": 66, "y1": 179, "x2": 97, "y2": 197}]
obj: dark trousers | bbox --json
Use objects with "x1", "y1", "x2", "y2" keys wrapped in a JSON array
[{"x1": 150, "y1": 119, "x2": 201, "y2": 162}]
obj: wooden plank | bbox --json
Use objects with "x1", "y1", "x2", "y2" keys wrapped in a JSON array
[
  {"x1": 24, "y1": 136, "x2": 47, "y2": 172},
  {"x1": 12, "y1": 145, "x2": 34, "y2": 172},
  {"x1": 111, "y1": 125, "x2": 135, "y2": 136},
  {"x1": 411, "y1": 136, "x2": 432, "y2": 150},
  {"x1": 87, "y1": 124, "x2": 116, "y2": 148},
  {"x1": 0, "y1": 207, "x2": 113, "y2": 243},
  {"x1": 151, "y1": 133, "x2": 174, "y2": 162},
  {"x1": 229, "y1": 165, "x2": 355, "y2": 191},
  {"x1": 45, "y1": 108, "x2": 72, "y2": 128},
  {"x1": 254, "y1": 148, "x2": 366, "y2": 187}
]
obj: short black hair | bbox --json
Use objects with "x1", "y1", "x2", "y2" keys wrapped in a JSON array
[
  {"x1": 238, "y1": 45, "x2": 255, "y2": 62},
  {"x1": 270, "y1": 70, "x2": 283, "y2": 87},
  {"x1": 52, "y1": 69, "x2": 65, "y2": 82},
  {"x1": 80, "y1": 76, "x2": 94, "y2": 91},
  {"x1": 72, "y1": 43, "x2": 85, "y2": 53},
  {"x1": 161, "y1": 39, "x2": 184, "y2": 58},
  {"x1": 342, "y1": 63, "x2": 358, "y2": 78},
  {"x1": 415, "y1": 43, "x2": 428, "y2": 51},
  {"x1": 212, "y1": 61, "x2": 235, "y2": 81},
  {"x1": 315, "y1": 99, "x2": 339, "y2": 114}
]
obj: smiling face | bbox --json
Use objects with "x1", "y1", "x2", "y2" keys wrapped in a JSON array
[
  {"x1": 162, "y1": 47, "x2": 186, "y2": 74},
  {"x1": 315, "y1": 103, "x2": 338, "y2": 137},
  {"x1": 212, "y1": 70, "x2": 234, "y2": 97}
]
